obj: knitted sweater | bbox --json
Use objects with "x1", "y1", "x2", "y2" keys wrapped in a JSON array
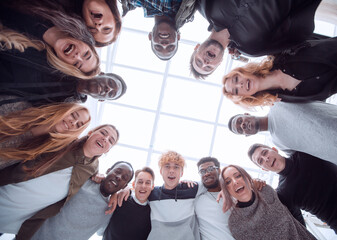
[{"x1": 228, "y1": 185, "x2": 317, "y2": 240}]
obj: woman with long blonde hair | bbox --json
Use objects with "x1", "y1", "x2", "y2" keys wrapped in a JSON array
[
  {"x1": 222, "y1": 37, "x2": 337, "y2": 109},
  {"x1": 0, "y1": 3, "x2": 100, "y2": 79},
  {"x1": 0, "y1": 124, "x2": 119, "y2": 238},
  {"x1": 0, "y1": 103, "x2": 91, "y2": 168}
]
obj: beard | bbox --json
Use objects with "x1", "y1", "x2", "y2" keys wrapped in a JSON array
[{"x1": 203, "y1": 179, "x2": 220, "y2": 190}]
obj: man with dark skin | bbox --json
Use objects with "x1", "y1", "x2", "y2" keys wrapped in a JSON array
[
  {"x1": 195, "y1": 157, "x2": 265, "y2": 240},
  {"x1": 120, "y1": 0, "x2": 196, "y2": 60},
  {"x1": 0, "y1": 73, "x2": 127, "y2": 112},
  {"x1": 248, "y1": 144, "x2": 337, "y2": 233},
  {"x1": 31, "y1": 161, "x2": 134, "y2": 240},
  {"x1": 227, "y1": 102, "x2": 337, "y2": 165}
]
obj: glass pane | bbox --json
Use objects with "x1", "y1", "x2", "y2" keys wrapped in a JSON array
[
  {"x1": 154, "y1": 115, "x2": 214, "y2": 158},
  {"x1": 161, "y1": 77, "x2": 222, "y2": 122},
  {"x1": 100, "y1": 104, "x2": 155, "y2": 148},
  {"x1": 112, "y1": 66, "x2": 163, "y2": 110}
]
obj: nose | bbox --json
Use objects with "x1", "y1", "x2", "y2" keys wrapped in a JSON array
[
  {"x1": 70, "y1": 118, "x2": 79, "y2": 127},
  {"x1": 241, "y1": 121, "x2": 247, "y2": 130},
  {"x1": 74, "y1": 52, "x2": 83, "y2": 61},
  {"x1": 95, "y1": 23, "x2": 102, "y2": 31}
]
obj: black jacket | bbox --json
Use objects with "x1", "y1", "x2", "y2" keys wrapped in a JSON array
[
  {"x1": 277, "y1": 152, "x2": 337, "y2": 233},
  {"x1": 0, "y1": 48, "x2": 86, "y2": 107},
  {"x1": 271, "y1": 37, "x2": 337, "y2": 102},
  {"x1": 197, "y1": 0, "x2": 321, "y2": 57}
]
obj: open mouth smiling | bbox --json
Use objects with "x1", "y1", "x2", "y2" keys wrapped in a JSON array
[
  {"x1": 271, "y1": 158, "x2": 276, "y2": 168},
  {"x1": 96, "y1": 140, "x2": 104, "y2": 148},
  {"x1": 159, "y1": 33, "x2": 170, "y2": 39},
  {"x1": 235, "y1": 186, "x2": 244, "y2": 193},
  {"x1": 64, "y1": 44, "x2": 75, "y2": 56},
  {"x1": 90, "y1": 11, "x2": 103, "y2": 19},
  {"x1": 247, "y1": 79, "x2": 251, "y2": 91},
  {"x1": 63, "y1": 120, "x2": 69, "y2": 130}
]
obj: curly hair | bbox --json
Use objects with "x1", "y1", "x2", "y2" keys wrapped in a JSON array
[
  {"x1": 158, "y1": 151, "x2": 185, "y2": 169},
  {"x1": 222, "y1": 56, "x2": 279, "y2": 109},
  {"x1": 0, "y1": 103, "x2": 90, "y2": 162}
]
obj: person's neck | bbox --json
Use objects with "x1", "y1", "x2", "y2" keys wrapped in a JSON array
[
  {"x1": 99, "y1": 182, "x2": 111, "y2": 197},
  {"x1": 30, "y1": 124, "x2": 50, "y2": 137},
  {"x1": 82, "y1": 145, "x2": 95, "y2": 158},
  {"x1": 210, "y1": 28, "x2": 230, "y2": 49},
  {"x1": 164, "y1": 183, "x2": 177, "y2": 190},
  {"x1": 207, "y1": 185, "x2": 221, "y2": 192},
  {"x1": 257, "y1": 71, "x2": 284, "y2": 91},
  {"x1": 76, "y1": 80, "x2": 85, "y2": 94},
  {"x1": 258, "y1": 117, "x2": 268, "y2": 131},
  {"x1": 154, "y1": 15, "x2": 173, "y2": 24},
  {"x1": 43, "y1": 26, "x2": 63, "y2": 48}
]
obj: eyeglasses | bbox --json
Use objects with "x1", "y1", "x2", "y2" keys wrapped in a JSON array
[{"x1": 198, "y1": 166, "x2": 219, "y2": 176}]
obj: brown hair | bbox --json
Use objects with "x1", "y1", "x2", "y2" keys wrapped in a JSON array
[
  {"x1": 24, "y1": 124, "x2": 116, "y2": 176},
  {"x1": 95, "y1": 0, "x2": 122, "y2": 47},
  {"x1": 189, "y1": 50, "x2": 211, "y2": 80},
  {"x1": 158, "y1": 151, "x2": 185, "y2": 169},
  {"x1": 222, "y1": 57, "x2": 278, "y2": 109},
  {"x1": 0, "y1": 23, "x2": 100, "y2": 79},
  {"x1": 135, "y1": 166, "x2": 155, "y2": 182},
  {"x1": 0, "y1": 103, "x2": 90, "y2": 161},
  {"x1": 220, "y1": 165, "x2": 258, "y2": 210},
  {"x1": 247, "y1": 143, "x2": 269, "y2": 165}
]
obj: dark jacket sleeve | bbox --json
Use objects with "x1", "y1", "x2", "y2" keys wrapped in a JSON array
[
  {"x1": 16, "y1": 198, "x2": 67, "y2": 240},
  {"x1": 277, "y1": 192, "x2": 306, "y2": 226}
]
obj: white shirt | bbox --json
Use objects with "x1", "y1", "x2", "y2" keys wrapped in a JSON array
[
  {"x1": 195, "y1": 191, "x2": 235, "y2": 240},
  {"x1": 0, "y1": 167, "x2": 73, "y2": 234}
]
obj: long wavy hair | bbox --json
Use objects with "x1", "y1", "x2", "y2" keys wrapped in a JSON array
[
  {"x1": 0, "y1": 103, "x2": 91, "y2": 162},
  {"x1": 0, "y1": 7, "x2": 100, "y2": 79},
  {"x1": 222, "y1": 57, "x2": 279, "y2": 109},
  {"x1": 25, "y1": 124, "x2": 119, "y2": 177},
  {"x1": 220, "y1": 164, "x2": 258, "y2": 211}
]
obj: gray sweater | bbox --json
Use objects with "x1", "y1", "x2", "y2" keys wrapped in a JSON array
[
  {"x1": 228, "y1": 185, "x2": 316, "y2": 240},
  {"x1": 31, "y1": 180, "x2": 111, "y2": 240}
]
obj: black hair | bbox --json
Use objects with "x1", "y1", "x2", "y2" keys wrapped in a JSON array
[{"x1": 197, "y1": 157, "x2": 220, "y2": 168}]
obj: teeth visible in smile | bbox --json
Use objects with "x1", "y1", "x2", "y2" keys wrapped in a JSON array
[
  {"x1": 159, "y1": 33, "x2": 169, "y2": 38},
  {"x1": 64, "y1": 44, "x2": 74, "y2": 56},
  {"x1": 96, "y1": 140, "x2": 103, "y2": 148},
  {"x1": 63, "y1": 120, "x2": 69, "y2": 130},
  {"x1": 111, "y1": 180, "x2": 117, "y2": 186},
  {"x1": 271, "y1": 159, "x2": 276, "y2": 167},
  {"x1": 207, "y1": 51, "x2": 215, "y2": 58},
  {"x1": 247, "y1": 79, "x2": 250, "y2": 91},
  {"x1": 235, "y1": 186, "x2": 244, "y2": 193}
]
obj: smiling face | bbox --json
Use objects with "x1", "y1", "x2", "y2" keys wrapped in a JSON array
[
  {"x1": 224, "y1": 73, "x2": 260, "y2": 96},
  {"x1": 198, "y1": 162, "x2": 220, "y2": 190},
  {"x1": 192, "y1": 39, "x2": 224, "y2": 75},
  {"x1": 82, "y1": 0, "x2": 117, "y2": 44},
  {"x1": 160, "y1": 162, "x2": 183, "y2": 190},
  {"x1": 149, "y1": 20, "x2": 180, "y2": 60},
  {"x1": 54, "y1": 38, "x2": 98, "y2": 73},
  {"x1": 231, "y1": 114, "x2": 260, "y2": 136},
  {"x1": 101, "y1": 163, "x2": 133, "y2": 197},
  {"x1": 223, "y1": 167, "x2": 252, "y2": 203},
  {"x1": 78, "y1": 75, "x2": 122, "y2": 100},
  {"x1": 54, "y1": 109, "x2": 90, "y2": 133},
  {"x1": 83, "y1": 126, "x2": 118, "y2": 157},
  {"x1": 133, "y1": 171, "x2": 154, "y2": 203},
  {"x1": 251, "y1": 147, "x2": 286, "y2": 173}
]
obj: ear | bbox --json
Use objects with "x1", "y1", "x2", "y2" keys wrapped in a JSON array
[
  {"x1": 160, "y1": 167, "x2": 163, "y2": 176},
  {"x1": 262, "y1": 168, "x2": 269, "y2": 172},
  {"x1": 148, "y1": 32, "x2": 152, "y2": 41},
  {"x1": 180, "y1": 168, "x2": 184, "y2": 177},
  {"x1": 272, "y1": 147, "x2": 278, "y2": 153},
  {"x1": 132, "y1": 180, "x2": 135, "y2": 189},
  {"x1": 194, "y1": 44, "x2": 200, "y2": 51},
  {"x1": 177, "y1": 33, "x2": 181, "y2": 41},
  {"x1": 87, "y1": 130, "x2": 93, "y2": 136}
]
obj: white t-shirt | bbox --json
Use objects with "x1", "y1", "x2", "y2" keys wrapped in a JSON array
[
  {"x1": 0, "y1": 167, "x2": 73, "y2": 234},
  {"x1": 195, "y1": 191, "x2": 235, "y2": 240}
]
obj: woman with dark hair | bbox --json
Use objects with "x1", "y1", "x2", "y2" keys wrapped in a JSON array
[
  {"x1": 53, "y1": 0, "x2": 122, "y2": 47},
  {"x1": 220, "y1": 165, "x2": 316, "y2": 240},
  {"x1": 0, "y1": 124, "x2": 119, "y2": 239},
  {"x1": 0, "y1": 103, "x2": 91, "y2": 169},
  {"x1": 0, "y1": 3, "x2": 100, "y2": 79},
  {"x1": 222, "y1": 37, "x2": 337, "y2": 109}
]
